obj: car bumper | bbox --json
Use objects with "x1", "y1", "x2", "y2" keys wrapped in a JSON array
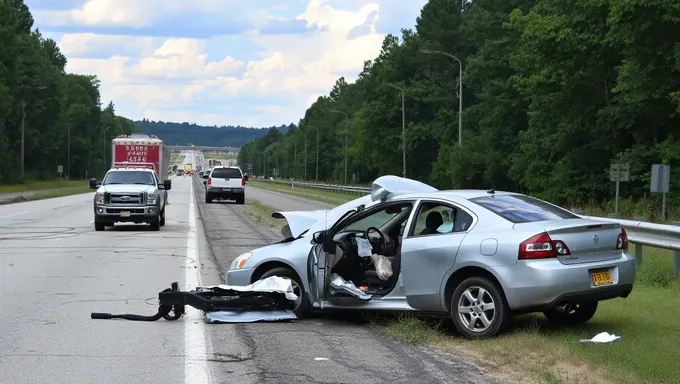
[
  {"x1": 206, "y1": 187, "x2": 244, "y2": 196},
  {"x1": 225, "y1": 267, "x2": 254, "y2": 286},
  {"x1": 94, "y1": 205, "x2": 159, "y2": 222},
  {"x1": 497, "y1": 252, "x2": 636, "y2": 311}
]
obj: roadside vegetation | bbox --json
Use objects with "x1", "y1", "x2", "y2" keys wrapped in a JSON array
[
  {"x1": 0, "y1": 186, "x2": 91, "y2": 204},
  {"x1": 0, "y1": 179, "x2": 86, "y2": 193},
  {"x1": 245, "y1": 184, "x2": 680, "y2": 384}
]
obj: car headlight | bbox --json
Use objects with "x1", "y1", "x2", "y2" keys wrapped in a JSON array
[
  {"x1": 229, "y1": 252, "x2": 252, "y2": 270},
  {"x1": 147, "y1": 193, "x2": 157, "y2": 205},
  {"x1": 95, "y1": 193, "x2": 104, "y2": 205}
]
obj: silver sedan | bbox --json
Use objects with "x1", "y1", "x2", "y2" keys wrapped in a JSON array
[{"x1": 226, "y1": 176, "x2": 635, "y2": 339}]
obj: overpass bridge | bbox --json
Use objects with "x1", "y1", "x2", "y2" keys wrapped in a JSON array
[{"x1": 169, "y1": 145, "x2": 240, "y2": 154}]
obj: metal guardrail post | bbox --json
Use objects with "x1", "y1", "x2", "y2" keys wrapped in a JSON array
[{"x1": 674, "y1": 221, "x2": 680, "y2": 274}]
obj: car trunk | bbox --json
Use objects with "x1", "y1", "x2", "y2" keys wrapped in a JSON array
[
  {"x1": 514, "y1": 219, "x2": 623, "y2": 265},
  {"x1": 210, "y1": 168, "x2": 242, "y2": 189}
]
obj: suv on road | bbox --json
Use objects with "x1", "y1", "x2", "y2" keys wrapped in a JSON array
[
  {"x1": 203, "y1": 166, "x2": 248, "y2": 204},
  {"x1": 90, "y1": 168, "x2": 171, "y2": 231}
]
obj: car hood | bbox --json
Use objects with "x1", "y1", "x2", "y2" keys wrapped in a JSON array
[
  {"x1": 98, "y1": 184, "x2": 156, "y2": 194},
  {"x1": 271, "y1": 175, "x2": 438, "y2": 238}
]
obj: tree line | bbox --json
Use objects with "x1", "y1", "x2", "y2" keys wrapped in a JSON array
[
  {"x1": 134, "y1": 119, "x2": 286, "y2": 147},
  {"x1": 237, "y1": 0, "x2": 680, "y2": 216},
  {"x1": 0, "y1": 0, "x2": 137, "y2": 184}
]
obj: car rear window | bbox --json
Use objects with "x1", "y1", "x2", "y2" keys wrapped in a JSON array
[
  {"x1": 211, "y1": 168, "x2": 242, "y2": 178},
  {"x1": 469, "y1": 195, "x2": 578, "y2": 223}
]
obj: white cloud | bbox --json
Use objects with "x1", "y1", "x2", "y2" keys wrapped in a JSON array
[{"x1": 39, "y1": 0, "x2": 422, "y2": 127}]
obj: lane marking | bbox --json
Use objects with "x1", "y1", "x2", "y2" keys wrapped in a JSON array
[{"x1": 185, "y1": 170, "x2": 212, "y2": 384}]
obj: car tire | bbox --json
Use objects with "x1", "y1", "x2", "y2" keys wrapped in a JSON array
[
  {"x1": 259, "y1": 267, "x2": 310, "y2": 318},
  {"x1": 149, "y1": 215, "x2": 161, "y2": 231},
  {"x1": 159, "y1": 208, "x2": 166, "y2": 226},
  {"x1": 543, "y1": 302, "x2": 598, "y2": 325},
  {"x1": 236, "y1": 195, "x2": 245, "y2": 205},
  {"x1": 450, "y1": 276, "x2": 511, "y2": 339},
  {"x1": 94, "y1": 220, "x2": 105, "y2": 231},
  {"x1": 205, "y1": 193, "x2": 212, "y2": 203}
]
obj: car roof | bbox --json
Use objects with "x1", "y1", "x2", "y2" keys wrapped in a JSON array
[{"x1": 388, "y1": 189, "x2": 522, "y2": 201}]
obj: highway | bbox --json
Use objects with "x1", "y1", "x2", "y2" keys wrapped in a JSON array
[{"x1": 0, "y1": 151, "x2": 503, "y2": 384}]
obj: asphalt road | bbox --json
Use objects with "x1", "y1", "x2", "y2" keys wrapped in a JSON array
[{"x1": 0, "y1": 151, "x2": 503, "y2": 384}]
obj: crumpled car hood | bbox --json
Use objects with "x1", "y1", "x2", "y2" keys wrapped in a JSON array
[{"x1": 272, "y1": 210, "x2": 327, "y2": 238}]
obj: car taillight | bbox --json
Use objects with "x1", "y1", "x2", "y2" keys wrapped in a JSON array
[
  {"x1": 518, "y1": 232, "x2": 570, "y2": 260},
  {"x1": 616, "y1": 228, "x2": 628, "y2": 250},
  {"x1": 207, "y1": 177, "x2": 211, "y2": 185},
  {"x1": 241, "y1": 178, "x2": 245, "y2": 186}
]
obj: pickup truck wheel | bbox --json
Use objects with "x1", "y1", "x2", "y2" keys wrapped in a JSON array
[
  {"x1": 94, "y1": 220, "x2": 105, "y2": 231},
  {"x1": 149, "y1": 216, "x2": 161, "y2": 231},
  {"x1": 236, "y1": 195, "x2": 245, "y2": 205},
  {"x1": 159, "y1": 209, "x2": 166, "y2": 226},
  {"x1": 205, "y1": 193, "x2": 212, "y2": 204}
]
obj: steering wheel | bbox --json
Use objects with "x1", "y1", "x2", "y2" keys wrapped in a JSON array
[{"x1": 365, "y1": 226, "x2": 386, "y2": 255}]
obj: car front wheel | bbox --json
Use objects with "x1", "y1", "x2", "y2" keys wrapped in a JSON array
[
  {"x1": 259, "y1": 267, "x2": 310, "y2": 318},
  {"x1": 450, "y1": 276, "x2": 511, "y2": 339}
]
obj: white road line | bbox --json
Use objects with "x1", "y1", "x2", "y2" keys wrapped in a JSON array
[{"x1": 185, "y1": 178, "x2": 212, "y2": 384}]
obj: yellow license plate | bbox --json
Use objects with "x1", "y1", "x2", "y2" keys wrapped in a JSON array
[
  {"x1": 592, "y1": 270, "x2": 613, "y2": 286},
  {"x1": 121, "y1": 211, "x2": 131, "y2": 217}
]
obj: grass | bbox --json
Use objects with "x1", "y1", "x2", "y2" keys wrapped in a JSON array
[
  {"x1": 249, "y1": 180, "x2": 356, "y2": 205},
  {"x1": 0, "y1": 179, "x2": 86, "y2": 193},
  {"x1": 242, "y1": 199, "x2": 282, "y2": 229},
  {"x1": 0, "y1": 186, "x2": 92, "y2": 204},
  {"x1": 246, "y1": 182, "x2": 680, "y2": 384}
]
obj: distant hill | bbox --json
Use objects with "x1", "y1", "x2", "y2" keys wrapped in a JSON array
[{"x1": 134, "y1": 119, "x2": 289, "y2": 147}]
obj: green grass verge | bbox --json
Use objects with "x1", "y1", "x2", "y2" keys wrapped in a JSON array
[
  {"x1": 246, "y1": 182, "x2": 680, "y2": 383},
  {"x1": 249, "y1": 180, "x2": 357, "y2": 205},
  {"x1": 0, "y1": 186, "x2": 92, "y2": 204},
  {"x1": 0, "y1": 179, "x2": 86, "y2": 193}
]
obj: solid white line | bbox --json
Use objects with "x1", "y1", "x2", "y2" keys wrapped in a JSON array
[{"x1": 185, "y1": 178, "x2": 211, "y2": 384}]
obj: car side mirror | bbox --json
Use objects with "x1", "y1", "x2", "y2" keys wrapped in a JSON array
[
  {"x1": 202, "y1": 174, "x2": 209, "y2": 179},
  {"x1": 163, "y1": 180, "x2": 172, "y2": 190},
  {"x1": 89, "y1": 178, "x2": 98, "y2": 189},
  {"x1": 312, "y1": 231, "x2": 326, "y2": 244}
]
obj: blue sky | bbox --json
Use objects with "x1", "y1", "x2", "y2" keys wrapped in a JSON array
[{"x1": 27, "y1": 0, "x2": 428, "y2": 127}]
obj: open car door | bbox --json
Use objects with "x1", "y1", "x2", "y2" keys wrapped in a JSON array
[{"x1": 307, "y1": 175, "x2": 438, "y2": 303}]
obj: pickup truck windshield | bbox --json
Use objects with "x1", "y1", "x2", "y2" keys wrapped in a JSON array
[{"x1": 103, "y1": 171, "x2": 156, "y2": 186}]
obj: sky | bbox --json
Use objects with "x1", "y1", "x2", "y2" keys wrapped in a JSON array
[{"x1": 27, "y1": 0, "x2": 428, "y2": 128}]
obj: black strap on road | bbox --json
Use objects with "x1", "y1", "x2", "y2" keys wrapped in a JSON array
[{"x1": 90, "y1": 282, "x2": 293, "y2": 322}]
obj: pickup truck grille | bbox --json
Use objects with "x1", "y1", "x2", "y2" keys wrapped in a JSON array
[{"x1": 106, "y1": 192, "x2": 145, "y2": 205}]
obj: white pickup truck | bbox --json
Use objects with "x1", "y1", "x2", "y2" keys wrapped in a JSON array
[{"x1": 90, "y1": 167, "x2": 171, "y2": 231}]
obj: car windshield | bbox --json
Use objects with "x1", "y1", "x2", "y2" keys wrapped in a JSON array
[
  {"x1": 470, "y1": 194, "x2": 578, "y2": 223},
  {"x1": 211, "y1": 168, "x2": 241, "y2": 178},
  {"x1": 103, "y1": 171, "x2": 156, "y2": 186}
]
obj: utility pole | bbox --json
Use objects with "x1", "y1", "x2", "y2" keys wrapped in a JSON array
[
  {"x1": 380, "y1": 83, "x2": 407, "y2": 177},
  {"x1": 21, "y1": 100, "x2": 26, "y2": 179},
  {"x1": 330, "y1": 109, "x2": 349, "y2": 184},
  {"x1": 67, "y1": 120, "x2": 71, "y2": 180},
  {"x1": 309, "y1": 125, "x2": 319, "y2": 181},
  {"x1": 301, "y1": 133, "x2": 307, "y2": 181},
  {"x1": 421, "y1": 49, "x2": 463, "y2": 147}
]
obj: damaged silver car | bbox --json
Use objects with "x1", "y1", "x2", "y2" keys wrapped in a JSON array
[{"x1": 226, "y1": 176, "x2": 636, "y2": 339}]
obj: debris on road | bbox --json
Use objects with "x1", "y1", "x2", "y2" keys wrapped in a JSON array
[{"x1": 90, "y1": 276, "x2": 298, "y2": 323}]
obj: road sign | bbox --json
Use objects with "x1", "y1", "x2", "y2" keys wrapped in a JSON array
[
  {"x1": 57, "y1": 165, "x2": 63, "y2": 173},
  {"x1": 610, "y1": 163, "x2": 629, "y2": 182},
  {"x1": 650, "y1": 164, "x2": 670, "y2": 193}
]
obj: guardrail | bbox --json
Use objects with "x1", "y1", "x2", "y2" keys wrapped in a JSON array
[{"x1": 255, "y1": 178, "x2": 680, "y2": 273}]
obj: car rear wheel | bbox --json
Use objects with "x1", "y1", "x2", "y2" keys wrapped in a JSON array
[
  {"x1": 543, "y1": 302, "x2": 598, "y2": 325},
  {"x1": 205, "y1": 193, "x2": 212, "y2": 203},
  {"x1": 236, "y1": 195, "x2": 245, "y2": 205},
  {"x1": 259, "y1": 267, "x2": 310, "y2": 318},
  {"x1": 450, "y1": 276, "x2": 511, "y2": 339}
]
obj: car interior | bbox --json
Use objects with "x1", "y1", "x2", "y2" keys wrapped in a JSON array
[{"x1": 327, "y1": 200, "x2": 475, "y2": 296}]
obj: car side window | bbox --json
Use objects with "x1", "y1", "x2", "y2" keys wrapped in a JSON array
[{"x1": 409, "y1": 202, "x2": 472, "y2": 237}]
